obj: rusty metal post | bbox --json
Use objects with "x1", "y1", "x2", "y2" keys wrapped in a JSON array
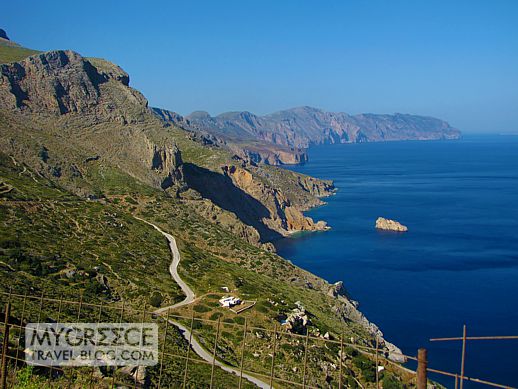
[
  {"x1": 1, "y1": 303, "x2": 11, "y2": 389},
  {"x1": 209, "y1": 318, "x2": 221, "y2": 389},
  {"x1": 269, "y1": 324, "x2": 278, "y2": 389},
  {"x1": 417, "y1": 348, "x2": 428, "y2": 389},
  {"x1": 460, "y1": 325, "x2": 467, "y2": 389},
  {"x1": 238, "y1": 318, "x2": 248, "y2": 389}
]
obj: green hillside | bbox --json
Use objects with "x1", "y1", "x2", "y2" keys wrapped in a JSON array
[{"x1": 0, "y1": 43, "x2": 40, "y2": 64}]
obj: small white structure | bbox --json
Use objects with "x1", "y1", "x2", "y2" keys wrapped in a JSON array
[{"x1": 219, "y1": 296, "x2": 241, "y2": 308}]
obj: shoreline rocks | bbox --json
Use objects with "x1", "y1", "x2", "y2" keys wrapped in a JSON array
[{"x1": 375, "y1": 217, "x2": 408, "y2": 232}]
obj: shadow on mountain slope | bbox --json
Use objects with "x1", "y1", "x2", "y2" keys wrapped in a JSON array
[{"x1": 183, "y1": 163, "x2": 283, "y2": 242}]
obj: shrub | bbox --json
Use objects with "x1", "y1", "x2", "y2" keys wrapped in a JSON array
[
  {"x1": 353, "y1": 354, "x2": 376, "y2": 382},
  {"x1": 125, "y1": 196, "x2": 138, "y2": 205},
  {"x1": 193, "y1": 304, "x2": 211, "y2": 313},
  {"x1": 383, "y1": 374, "x2": 404, "y2": 389},
  {"x1": 14, "y1": 366, "x2": 45, "y2": 389},
  {"x1": 209, "y1": 312, "x2": 223, "y2": 320},
  {"x1": 149, "y1": 292, "x2": 163, "y2": 308}
]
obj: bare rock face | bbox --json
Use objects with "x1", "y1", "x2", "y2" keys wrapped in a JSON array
[
  {"x1": 235, "y1": 145, "x2": 308, "y2": 166},
  {"x1": 223, "y1": 165, "x2": 329, "y2": 236},
  {"x1": 154, "y1": 107, "x2": 308, "y2": 166},
  {"x1": 149, "y1": 143, "x2": 184, "y2": 190},
  {"x1": 284, "y1": 205, "x2": 328, "y2": 232},
  {"x1": 0, "y1": 50, "x2": 148, "y2": 122},
  {"x1": 0, "y1": 50, "x2": 100, "y2": 114},
  {"x1": 375, "y1": 217, "x2": 408, "y2": 232},
  {"x1": 327, "y1": 281, "x2": 347, "y2": 298},
  {"x1": 296, "y1": 174, "x2": 335, "y2": 199}
]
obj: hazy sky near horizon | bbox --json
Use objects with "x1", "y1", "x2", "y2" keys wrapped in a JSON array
[{"x1": 3, "y1": 0, "x2": 518, "y2": 133}]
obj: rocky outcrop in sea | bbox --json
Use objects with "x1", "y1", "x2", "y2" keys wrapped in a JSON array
[{"x1": 375, "y1": 217, "x2": 408, "y2": 232}]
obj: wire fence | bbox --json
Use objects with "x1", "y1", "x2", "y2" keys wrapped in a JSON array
[{"x1": 0, "y1": 290, "x2": 515, "y2": 389}]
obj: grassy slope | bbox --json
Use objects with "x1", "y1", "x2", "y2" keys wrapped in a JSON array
[
  {"x1": 0, "y1": 150, "x2": 409, "y2": 387},
  {"x1": 0, "y1": 154, "x2": 260, "y2": 388},
  {"x1": 0, "y1": 44, "x2": 40, "y2": 64}
]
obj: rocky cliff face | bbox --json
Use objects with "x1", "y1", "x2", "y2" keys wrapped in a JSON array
[
  {"x1": 0, "y1": 50, "x2": 184, "y2": 194},
  {"x1": 230, "y1": 143, "x2": 308, "y2": 166},
  {"x1": 183, "y1": 162, "x2": 330, "y2": 242},
  {"x1": 188, "y1": 106, "x2": 461, "y2": 154},
  {"x1": 0, "y1": 50, "x2": 149, "y2": 123},
  {"x1": 149, "y1": 141, "x2": 184, "y2": 190},
  {"x1": 223, "y1": 165, "x2": 328, "y2": 235}
]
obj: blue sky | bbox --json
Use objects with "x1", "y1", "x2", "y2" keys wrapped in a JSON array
[{"x1": 3, "y1": 0, "x2": 518, "y2": 132}]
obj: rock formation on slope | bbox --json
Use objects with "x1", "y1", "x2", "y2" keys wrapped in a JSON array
[
  {"x1": 0, "y1": 50, "x2": 147, "y2": 121},
  {"x1": 375, "y1": 217, "x2": 408, "y2": 232}
]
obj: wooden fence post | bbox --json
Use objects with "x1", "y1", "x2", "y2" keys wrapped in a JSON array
[{"x1": 417, "y1": 348, "x2": 428, "y2": 389}]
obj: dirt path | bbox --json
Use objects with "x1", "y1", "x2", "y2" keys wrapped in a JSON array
[{"x1": 135, "y1": 217, "x2": 271, "y2": 388}]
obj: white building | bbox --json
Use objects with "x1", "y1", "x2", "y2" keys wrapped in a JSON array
[{"x1": 219, "y1": 296, "x2": 241, "y2": 308}]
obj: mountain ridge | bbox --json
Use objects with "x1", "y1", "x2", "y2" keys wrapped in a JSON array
[{"x1": 185, "y1": 105, "x2": 461, "y2": 164}]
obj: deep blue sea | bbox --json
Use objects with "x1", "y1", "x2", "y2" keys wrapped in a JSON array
[{"x1": 276, "y1": 135, "x2": 518, "y2": 388}]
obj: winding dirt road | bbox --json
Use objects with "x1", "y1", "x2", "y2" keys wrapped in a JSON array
[{"x1": 135, "y1": 217, "x2": 271, "y2": 388}]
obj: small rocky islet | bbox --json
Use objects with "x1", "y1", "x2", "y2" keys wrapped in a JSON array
[{"x1": 375, "y1": 217, "x2": 408, "y2": 232}]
